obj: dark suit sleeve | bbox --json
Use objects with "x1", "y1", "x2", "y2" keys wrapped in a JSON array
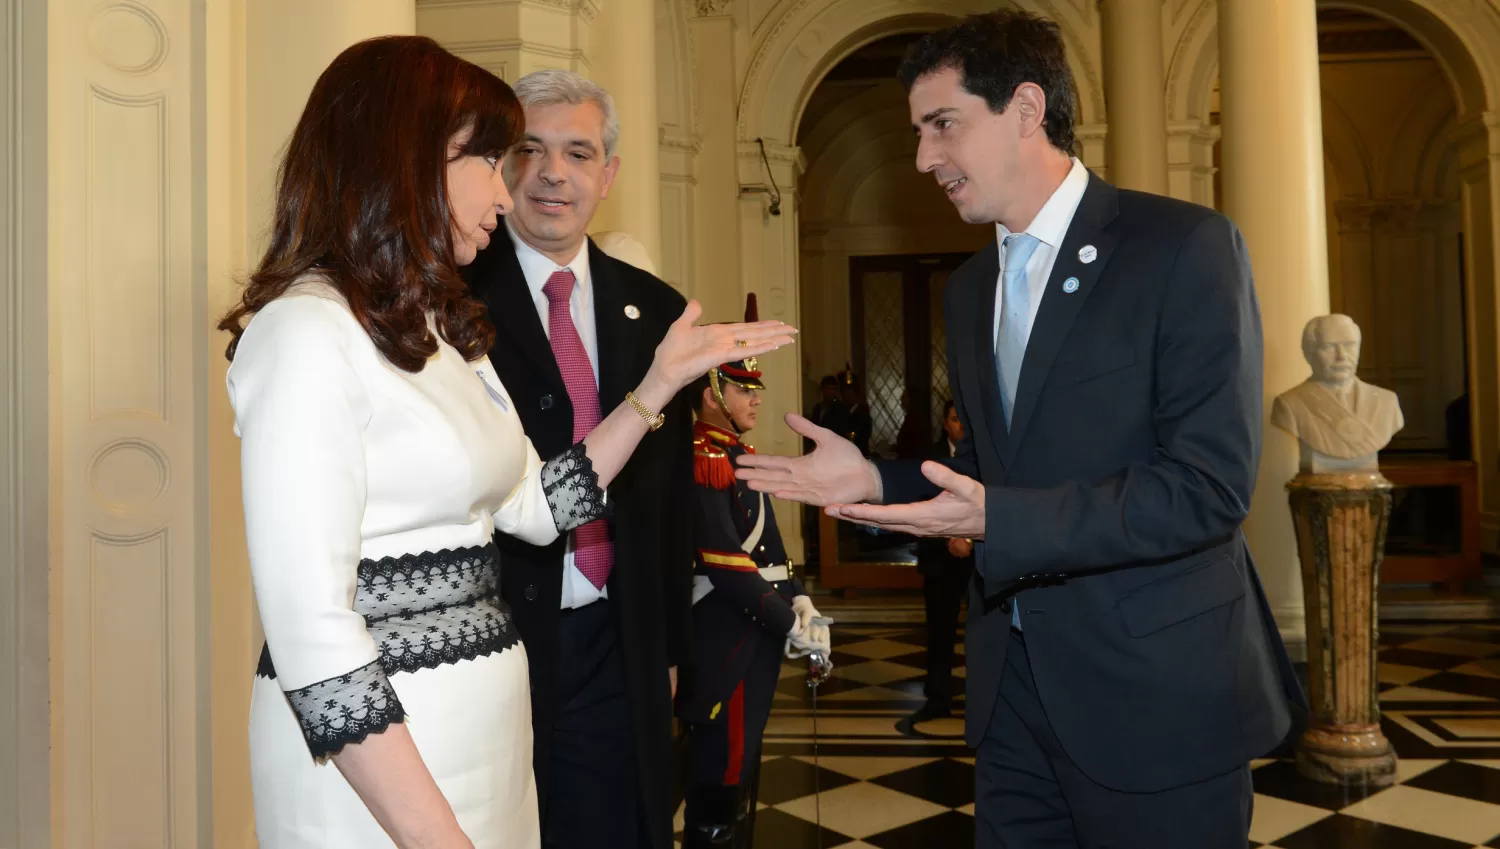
[
  {"x1": 982, "y1": 214, "x2": 1261, "y2": 581},
  {"x1": 693, "y1": 488, "x2": 798, "y2": 637},
  {"x1": 873, "y1": 411, "x2": 980, "y2": 505}
]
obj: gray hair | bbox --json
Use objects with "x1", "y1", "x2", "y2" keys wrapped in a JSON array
[{"x1": 513, "y1": 69, "x2": 621, "y2": 159}]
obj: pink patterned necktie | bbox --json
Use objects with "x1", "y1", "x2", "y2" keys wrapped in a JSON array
[{"x1": 543, "y1": 269, "x2": 613, "y2": 589}]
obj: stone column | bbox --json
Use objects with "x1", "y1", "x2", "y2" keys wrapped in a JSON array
[
  {"x1": 1166, "y1": 120, "x2": 1219, "y2": 207},
  {"x1": 688, "y1": 7, "x2": 743, "y2": 324},
  {"x1": 1076, "y1": 123, "x2": 1110, "y2": 178},
  {"x1": 1454, "y1": 114, "x2": 1500, "y2": 548},
  {"x1": 1218, "y1": 0, "x2": 1332, "y2": 656},
  {"x1": 588, "y1": 0, "x2": 662, "y2": 269},
  {"x1": 1100, "y1": 0, "x2": 1169, "y2": 194}
]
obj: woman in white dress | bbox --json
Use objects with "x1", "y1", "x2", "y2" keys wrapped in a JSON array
[{"x1": 219, "y1": 37, "x2": 794, "y2": 849}]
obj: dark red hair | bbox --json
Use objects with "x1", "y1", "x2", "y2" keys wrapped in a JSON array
[{"x1": 219, "y1": 35, "x2": 523, "y2": 371}]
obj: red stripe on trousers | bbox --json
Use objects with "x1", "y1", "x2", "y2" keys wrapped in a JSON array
[{"x1": 723, "y1": 681, "x2": 746, "y2": 785}]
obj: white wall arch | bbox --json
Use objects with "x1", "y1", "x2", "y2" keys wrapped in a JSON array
[
  {"x1": 797, "y1": 80, "x2": 907, "y2": 167},
  {"x1": 1165, "y1": 0, "x2": 1218, "y2": 124},
  {"x1": 1321, "y1": 96, "x2": 1374, "y2": 199},
  {"x1": 738, "y1": 0, "x2": 1106, "y2": 148},
  {"x1": 1384, "y1": 75, "x2": 1458, "y2": 197}
]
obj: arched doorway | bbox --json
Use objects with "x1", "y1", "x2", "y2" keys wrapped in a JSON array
[
  {"x1": 797, "y1": 33, "x2": 991, "y2": 456},
  {"x1": 735, "y1": 0, "x2": 1107, "y2": 563}
]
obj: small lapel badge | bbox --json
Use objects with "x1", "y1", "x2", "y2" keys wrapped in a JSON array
[
  {"x1": 1078, "y1": 244, "x2": 1098, "y2": 264},
  {"x1": 624, "y1": 304, "x2": 641, "y2": 320},
  {"x1": 1062, "y1": 277, "x2": 1080, "y2": 294}
]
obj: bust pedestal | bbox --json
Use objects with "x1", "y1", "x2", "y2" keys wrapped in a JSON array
[{"x1": 1286, "y1": 472, "x2": 1397, "y2": 786}]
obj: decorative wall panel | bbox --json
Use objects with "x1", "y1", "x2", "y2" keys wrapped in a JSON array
[{"x1": 53, "y1": 1, "x2": 204, "y2": 845}]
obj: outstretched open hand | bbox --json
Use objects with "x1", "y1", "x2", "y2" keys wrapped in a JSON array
[
  {"x1": 734, "y1": 413, "x2": 882, "y2": 506},
  {"x1": 649, "y1": 300, "x2": 796, "y2": 392},
  {"x1": 827, "y1": 461, "x2": 986, "y2": 539}
]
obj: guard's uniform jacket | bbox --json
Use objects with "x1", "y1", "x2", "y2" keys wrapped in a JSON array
[{"x1": 678, "y1": 420, "x2": 803, "y2": 786}]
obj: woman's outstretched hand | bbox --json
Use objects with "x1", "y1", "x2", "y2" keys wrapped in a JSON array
[{"x1": 645, "y1": 300, "x2": 797, "y2": 394}]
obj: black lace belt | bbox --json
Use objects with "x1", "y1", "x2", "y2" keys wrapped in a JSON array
[{"x1": 256, "y1": 543, "x2": 521, "y2": 759}]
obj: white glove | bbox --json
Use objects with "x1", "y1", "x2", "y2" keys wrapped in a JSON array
[
  {"x1": 791, "y1": 595, "x2": 819, "y2": 636},
  {"x1": 786, "y1": 617, "x2": 832, "y2": 659}
]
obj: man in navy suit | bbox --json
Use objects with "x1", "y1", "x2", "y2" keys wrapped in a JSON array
[{"x1": 737, "y1": 11, "x2": 1304, "y2": 847}]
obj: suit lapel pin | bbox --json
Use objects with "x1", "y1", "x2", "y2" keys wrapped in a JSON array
[
  {"x1": 624, "y1": 304, "x2": 640, "y2": 320},
  {"x1": 1078, "y1": 245, "x2": 1098, "y2": 264},
  {"x1": 1062, "y1": 277, "x2": 1080, "y2": 294}
]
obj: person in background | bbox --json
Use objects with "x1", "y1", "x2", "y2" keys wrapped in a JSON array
[
  {"x1": 807, "y1": 375, "x2": 849, "y2": 446},
  {"x1": 838, "y1": 367, "x2": 873, "y2": 456},
  {"x1": 676, "y1": 332, "x2": 829, "y2": 849},
  {"x1": 897, "y1": 399, "x2": 973, "y2": 736}
]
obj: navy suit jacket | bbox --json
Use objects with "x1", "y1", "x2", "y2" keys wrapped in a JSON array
[{"x1": 878, "y1": 173, "x2": 1306, "y2": 793}]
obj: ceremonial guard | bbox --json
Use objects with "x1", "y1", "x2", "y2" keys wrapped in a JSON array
[{"x1": 678, "y1": 298, "x2": 831, "y2": 848}]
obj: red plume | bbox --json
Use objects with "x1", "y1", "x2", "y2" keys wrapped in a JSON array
[{"x1": 744, "y1": 293, "x2": 758, "y2": 323}]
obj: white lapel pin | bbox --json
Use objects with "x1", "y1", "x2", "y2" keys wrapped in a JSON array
[
  {"x1": 1079, "y1": 245, "x2": 1098, "y2": 264},
  {"x1": 624, "y1": 304, "x2": 641, "y2": 319},
  {"x1": 1062, "y1": 277, "x2": 1080, "y2": 294}
]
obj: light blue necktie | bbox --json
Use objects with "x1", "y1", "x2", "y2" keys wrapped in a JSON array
[
  {"x1": 997, "y1": 234, "x2": 1041, "y2": 429},
  {"x1": 997, "y1": 233, "x2": 1040, "y2": 630}
]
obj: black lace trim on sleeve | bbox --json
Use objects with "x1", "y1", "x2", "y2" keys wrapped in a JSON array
[
  {"x1": 284, "y1": 659, "x2": 406, "y2": 760},
  {"x1": 542, "y1": 443, "x2": 607, "y2": 532}
]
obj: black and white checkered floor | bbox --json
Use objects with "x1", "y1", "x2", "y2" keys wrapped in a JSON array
[{"x1": 673, "y1": 621, "x2": 1500, "y2": 848}]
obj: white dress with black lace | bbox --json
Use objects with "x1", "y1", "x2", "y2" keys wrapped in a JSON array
[{"x1": 227, "y1": 280, "x2": 606, "y2": 849}]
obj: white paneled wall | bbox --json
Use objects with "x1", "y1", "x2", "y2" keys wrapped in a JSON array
[{"x1": 49, "y1": 0, "x2": 207, "y2": 845}]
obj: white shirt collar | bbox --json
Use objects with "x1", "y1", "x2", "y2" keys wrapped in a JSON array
[
  {"x1": 996, "y1": 157, "x2": 1089, "y2": 249},
  {"x1": 507, "y1": 217, "x2": 591, "y2": 299}
]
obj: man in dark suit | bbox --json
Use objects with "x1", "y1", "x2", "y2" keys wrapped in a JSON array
[
  {"x1": 897, "y1": 400, "x2": 974, "y2": 736},
  {"x1": 736, "y1": 11, "x2": 1305, "y2": 847},
  {"x1": 460, "y1": 68, "x2": 691, "y2": 849}
]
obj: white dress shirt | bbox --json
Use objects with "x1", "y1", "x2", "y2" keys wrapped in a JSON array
[
  {"x1": 508, "y1": 219, "x2": 607, "y2": 608},
  {"x1": 992, "y1": 157, "x2": 1091, "y2": 355}
]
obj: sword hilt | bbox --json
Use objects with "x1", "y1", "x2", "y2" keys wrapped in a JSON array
[
  {"x1": 804, "y1": 615, "x2": 835, "y2": 687},
  {"x1": 805, "y1": 650, "x2": 833, "y2": 687}
]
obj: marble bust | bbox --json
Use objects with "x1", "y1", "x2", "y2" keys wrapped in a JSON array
[{"x1": 1271, "y1": 314, "x2": 1403, "y2": 473}]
